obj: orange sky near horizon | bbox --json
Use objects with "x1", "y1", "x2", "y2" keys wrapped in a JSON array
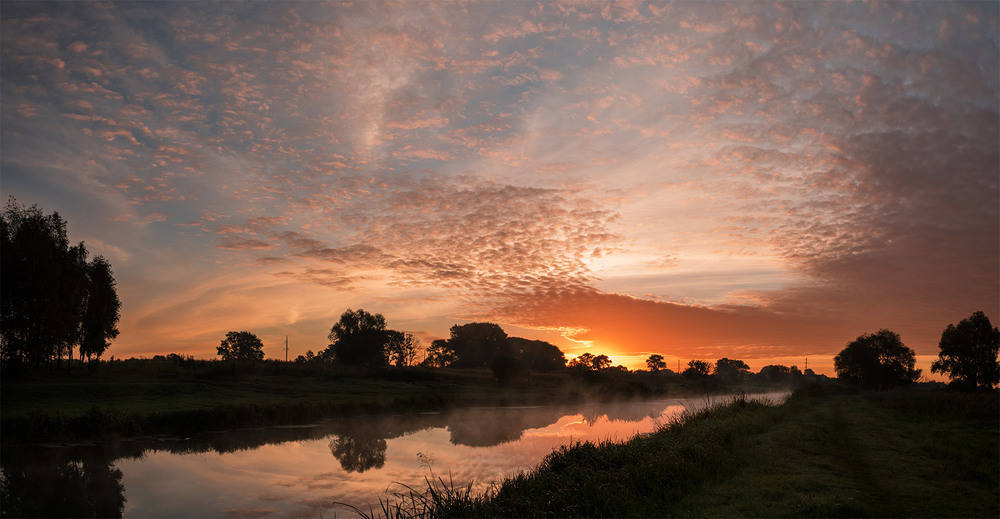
[{"x1": 1, "y1": 1, "x2": 997, "y2": 380}]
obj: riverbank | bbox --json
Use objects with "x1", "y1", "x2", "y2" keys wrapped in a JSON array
[
  {"x1": 1, "y1": 359, "x2": 767, "y2": 444},
  {"x1": 387, "y1": 385, "x2": 998, "y2": 518}
]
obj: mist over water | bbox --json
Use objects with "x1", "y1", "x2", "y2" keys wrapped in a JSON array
[{"x1": 2, "y1": 394, "x2": 787, "y2": 518}]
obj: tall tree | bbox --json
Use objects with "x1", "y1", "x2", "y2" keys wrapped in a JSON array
[
  {"x1": 592, "y1": 354, "x2": 612, "y2": 371},
  {"x1": 568, "y1": 352, "x2": 612, "y2": 371},
  {"x1": 714, "y1": 358, "x2": 750, "y2": 381},
  {"x1": 834, "y1": 329, "x2": 920, "y2": 390},
  {"x1": 508, "y1": 337, "x2": 566, "y2": 371},
  {"x1": 79, "y1": 256, "x2": 121, "y2": 363},
  {"x1": 217, "y1": 331, "x2": 265, "y2": 361},
  {"x1": 758, "y1": 364, "x2": 792, "y2": 382},
  {"x1": 326, "y1": 309, "x2": 389, "y2": 365},
  {"x1": 568, "y1": 352, "x2": 596, "y2": 370},
  {"x1": 385, "y1": 331, "x2": 419, "y2": 367},
  {"x1": 1, "y1": 200, "x2": 90, "y2": 369},
  {"x1": 420, "y1": 339, "x2": 457, "y2": 368},
  {"x1": 683, "y1": 360, "x2": 712, "y2": 379},
  {"x1": 645, "y1": 354, "x2": 666, "y2": 372},
  {"x1": 931, "y1": 311, "x2": 1000, "y2": 391}
]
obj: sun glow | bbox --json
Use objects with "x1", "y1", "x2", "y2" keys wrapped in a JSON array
[{"x1": 1, "y1": 1, "x2": 994, "y2": 377}]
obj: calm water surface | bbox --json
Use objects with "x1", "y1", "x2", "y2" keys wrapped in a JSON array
[{"x1": 2, "y1": 393, "x2": 786, "y2": 518}]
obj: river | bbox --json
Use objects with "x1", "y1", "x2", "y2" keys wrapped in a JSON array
[{"x1": 1, "y1": 393, "x2": 787, "y2": 518}]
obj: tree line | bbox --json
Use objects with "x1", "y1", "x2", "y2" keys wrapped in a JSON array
[
  {"x1": 829, "y1": 312, "x2": 998, "y2": 392},
  {"x1": 644, "y1": 356, "x2": 813, "y2": 384},
  {"x1": 1, "y1": 200, "x2": 122, "y2": 371},
  {"x1": 660, "y1": 312, "x2": 998, "y2": 392},
  {"x1": 216, "y1": 309, "x2": 568, "y2": 384},
  {"x1": 219, "y1": 308, "x2": 999, "y2": 392}
]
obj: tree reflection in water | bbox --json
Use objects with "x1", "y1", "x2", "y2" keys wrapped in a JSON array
[
  {"x1": 329, "y1": 435, "x2": 387, "y2": 473},
  {"x1": 0, "y1": 398, "x2": 739, "y2": 516},
  {"x1": 0, "y1": 450, "x2": 126, "y2": 518},
  {"x1": 329, "y1": 421, "x2": 390, "y2": 473}
]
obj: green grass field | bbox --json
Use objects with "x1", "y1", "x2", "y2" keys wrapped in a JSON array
[{"x1": 392, "y1": 385, "x2": 999, "y2": 518}]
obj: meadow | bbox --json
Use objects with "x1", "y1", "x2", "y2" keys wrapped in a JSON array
[{"x1": 377, "y1": 385, "x2": 999, "y2": 518}]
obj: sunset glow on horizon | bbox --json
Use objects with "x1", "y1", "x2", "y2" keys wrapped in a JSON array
[{"x1": 2, "y1": 1, "x2": 997, "y2": 378}]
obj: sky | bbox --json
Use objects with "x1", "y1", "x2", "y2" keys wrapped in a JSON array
[{"x1": 2, "y1": 1, "x2": 997, "y2": 377}]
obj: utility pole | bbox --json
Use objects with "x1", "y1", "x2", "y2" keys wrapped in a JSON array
[{"x1": 285, "y1": 336, "x2": 289, "y2": 362}]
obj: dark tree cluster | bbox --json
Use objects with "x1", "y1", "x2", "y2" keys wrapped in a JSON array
[
  {"x1": 284, "y1": 312, "x2": 568, "y2": 378},
  {"x1": 568, "y1": 352, "x2": 611, "y2": 371},
  {"x1": 1, "y1": 200, "x2": 121, "y2": 370},
  {"x1": 217, "y1": 331, "x2": 265, "y2": 361},
  {"x1": 647, "y1": 355, "x2": 807, "y2": 384},
  {"x1": 834, "y1": 329, "x2": 921, "y2": 390},
  {"x1": 832, "y1": 313, "x2": 999, "y2": 392},
  {"x1": 286, "y1": 309, "x2": 421, "y2": 367},
  {"x1": 445, "y1": 322, "x2": 509, "y2": 368},
  {"x1": 714, "y1": 358, "x2": 751, "y2": 381},
  {"x1": 931, "y1": 311, "x2": 999, "y2": 391},
  {"x1": 326, "y1": 309, "x2": 392, "y2": 365},
  {"x1": 421, "y1": 322, "x2": 567, "y2": 373},
  {"x1": 682, "y1": 359, "x2": 712, "y2": 379}
]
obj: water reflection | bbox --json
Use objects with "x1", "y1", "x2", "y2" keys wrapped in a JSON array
[
  {"x1": 330, "y1": 425, "x2": 388, "y2": 473},
  {"x1": 1, "y1": 394, "x2": 786, "y2": 518},
  {"x1": 1, "y1": 446, "x2": 127, "y2": 518}
]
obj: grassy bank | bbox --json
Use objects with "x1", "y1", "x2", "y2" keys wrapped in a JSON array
[
  {"x1": 1, "y1": 360, "x2": 750, "y2": 443},
  {"x1": 382, "y1": 385, "x2": 998, "y2": 518}
]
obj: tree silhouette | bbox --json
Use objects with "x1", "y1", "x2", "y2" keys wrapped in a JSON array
[
  {"x1": 325, "y1": 309, "x2": 389, "y2": 366},
  {"x1": 568, "y1": 352, "x2": 612, "y2": 371},
  {"x1": 385, "y1": 331, "x2": 419, "y2": 367},
  {"x1": 834, "y1": 329, "x2": 920, "y2": 390},
  {"x1": 421, "y1": 339, "x2": 457, "y2": 368},
  {"x1": 329, "y1": 433, "x2": 387, "y2": 473},
  {"x1": 0, "y1": 200, "x2": 118, "y2": 370},
  {"x1": 758, "y1": 364, "x2": 791, "y2": 382},
  {"x1": 931, "y1": 311, "x2": 1000, "y2": 391},
  {"x1": 79, "y1": 256, "x2": 121, "y2": 364},
  {"x1": 216, "y1": 331, "x2": 265, "y2": 361},
  {"x1": 568, "y1": 352, "x2": 595, "y2": 370},
  {"x1": 491, "y1": 356, "x2": 528, "y2": 386},
  {"x1": 508, "y1": 337, "x2": 566, "y2": 371},
  {"x1": 682, "y1": 360, "x2": 712, "y2": 379},
  {"x1": 714, "y1": 358, "x2": 750, "y2": 381},
  {"x1": 645, "y1": 354, "x2": 666, "y2": 372},
  {"x1": 447, "y1": 322, "x2": 509, "y2": 368},
  {"x1": 0, "y1": 456, "x2": 126, "y2": 518}
]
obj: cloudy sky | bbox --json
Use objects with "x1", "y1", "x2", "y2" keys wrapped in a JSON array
[{"x1": 2, "y1": 1, "x2": 997, "y2": 376}]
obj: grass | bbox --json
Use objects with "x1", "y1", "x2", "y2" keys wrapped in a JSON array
[
  {"x1": 371, "y1": 384, "x2": 998, "y2": 518},
  {"x1": 670, "y1": 388, "x2": 999, "y2": 517}
]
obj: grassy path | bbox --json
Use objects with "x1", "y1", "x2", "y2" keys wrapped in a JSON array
[
  {"x1": 680, "y1": 391, "x2": 998, "y2": 517},
  {"x1": 419, "y1": 386, "x2": 998, "y2": 518}
]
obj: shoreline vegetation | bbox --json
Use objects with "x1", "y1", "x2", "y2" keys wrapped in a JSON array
[
  {"x1": 364, "y1": 385, "x2": 999, "y2": 518},
  {"x1": 2, "y1": 362, "x2": 997, "y2": 518},
  {"x1": 1, "y1": 358, "x2": 773, "y2": 445}
]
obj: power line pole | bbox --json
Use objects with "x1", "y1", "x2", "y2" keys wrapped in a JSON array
[{"x1": 285, "y1": 336, "x2": 289, "y2": 362}]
